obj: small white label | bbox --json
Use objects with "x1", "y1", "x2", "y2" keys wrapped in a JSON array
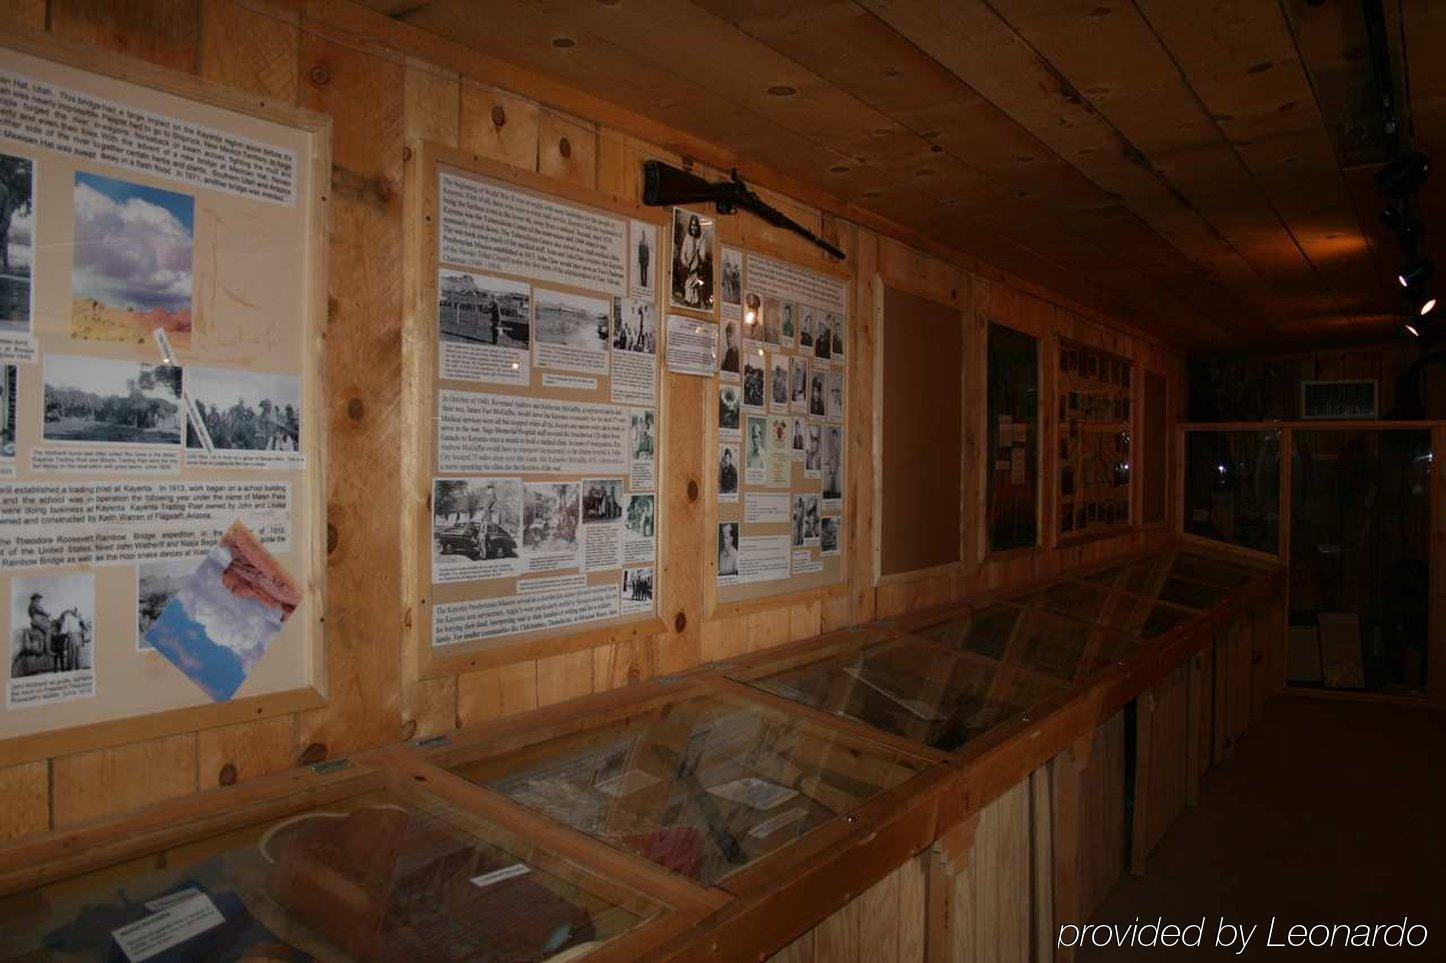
[
  {"x1": 706, "y1": 776, "x2": 798, "y2": 811},
  {"x1": 541, "y1": 372, "x2": 599, "y2": 391},
  {"x1": 594, "y1": 768, "x2": 662, "y2": 798},
  {"x1": 112, "y1": 892, "x2": 225, "y2": 962},
  {"x1": 469, "y1": 863, "x2": 532, "y2": 889},
  {"x1": 0, "y1": 333, "x2": 38, "y2": 364},
  {"x1": 748, "y1": 806, "x2": 807, "y2": 839}
]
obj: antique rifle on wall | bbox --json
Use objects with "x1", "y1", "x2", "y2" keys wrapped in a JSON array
[{"x1": 642, "y1": 160, "x2": 847, "y2": 261}]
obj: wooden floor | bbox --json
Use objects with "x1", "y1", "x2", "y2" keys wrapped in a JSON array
[{"x1": 1078, "y1": 695, "x2": 1445, "y2": 961}]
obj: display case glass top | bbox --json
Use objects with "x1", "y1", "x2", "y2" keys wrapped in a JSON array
[
  {"x1": 1154, "y1": 576, "x2": 1230, "y2": 611},
  {"x1": 1168, "y1": 552, "x2": 1257, "y2": 588},
  {"x1": 0, "y1": 767, "x2": 660, "y2": 962},
  {"x1": 904, "y1": 600, "x2": 1129, "y2": 682},
  {"x1": 445, "y1": 688, "x2": 929, "y2": 887},
  {"x1": 737, "y1": 635, "x2": 1063, "y2": 753}
]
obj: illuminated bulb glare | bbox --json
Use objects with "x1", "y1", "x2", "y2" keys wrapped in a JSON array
[
  {"x1": 745, "y1": 310, "x2": 756, "y2": 324},
  {"x1": 1421, "y1": 298, "x2": 1438, "y2": 316},
  {"x1": 1216, "y1": 463, "x2": 1228, "y2": 475},
  {"x1": 1399, "y1": 273, "x2": 1410, "y2": 288},
  {"x1": 1405, "y1": 322, "x2": 1421, "y2": 337}
]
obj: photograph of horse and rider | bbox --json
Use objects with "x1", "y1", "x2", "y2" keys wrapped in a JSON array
[{"x1": 10, "y1": 573, "x2": 94, "y2": 690}]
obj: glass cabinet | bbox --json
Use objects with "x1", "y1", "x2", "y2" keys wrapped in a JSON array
[{"x1": 0, "y1": 761, "x2": 669, "y2": 962}]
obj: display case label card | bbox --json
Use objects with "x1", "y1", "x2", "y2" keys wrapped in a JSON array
[
  {"x1": 112, "y1": 892, "x2": 225, "y2": 962},
  {"x1": 469, "y1": 863, "x2": 533, "y2": 889},
  {"x1": 706, "y1": 776, "x2": 798, "y2": 811}
]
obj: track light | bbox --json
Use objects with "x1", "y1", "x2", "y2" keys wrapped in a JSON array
[
  {"x1": 1376, "y1": 150, "x2": 1430, "y2": 199},
  {"x1": 1405, "y1": 322, "x2": 1420, "y2": 337},
  {"x1": 1380, "y1": 204, "x2": 1423, "y2": 248},
  {"x1": 1398, "y1": 257, "x2": 1434, "y2": 288},
  {"x1": 1404, "y1": 285, "x2": 1437, "y2": 316}
]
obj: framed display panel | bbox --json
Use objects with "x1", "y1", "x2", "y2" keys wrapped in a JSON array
[
  {"x1": 0, "y1": 30, "x2": 327, "y2": 760},
  {"x1": 985, "y1": 320, "x2": 1040, "y2": 554},
  {"x1": 412, "y1": 145, "x2": 668, "y2": 673},
  {"x1": 1182, "y1": 429, "x2": 1282, "y2": 557},
  {"x1": 708, "y1": 244, "x2": 853, "y2": 613},
  {"x1": 729, "y1": 631, "x2": 1066, "y2": 754},
  {"x1": 1056, "y1": 337, "x2": 1133, "y2": 544},
  {"x1": 878, "y1": 285, "x2": 963, "y2": 576},
  {"x1": 0, "y1": 753, "x2": 701, "y2": 963},
  {"x1": 417, "y1": 675, "x2": 944, "y2": 894}
]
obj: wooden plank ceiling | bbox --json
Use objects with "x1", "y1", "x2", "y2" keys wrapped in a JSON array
[{"x1": 360, "y1": 0, "x2": 1441, "y2": 352}]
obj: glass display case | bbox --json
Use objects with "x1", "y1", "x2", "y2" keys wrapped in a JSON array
[
  {"x1": 731, "y1": 634, "x2": 1065, "y2": 753},
  {"x1": 1183, "y1": 430, "x2": 1282, "y2": 555},
  {"x1": 1167, "y1": 551, "x2": 1258, "y2": 589},
  {"x1": 434, "y1": 681, "x2": 933, "y2": 888},
  {"x1": 1153, "y1": 575, "x2": 1229, "y2": 611},
  {"x1": 0, "y1": 761, "x2": 670, "y2": 963}
]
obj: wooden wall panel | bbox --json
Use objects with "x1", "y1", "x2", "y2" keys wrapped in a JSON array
[
  {"x1": 1076, "y1": 711, "x2": 1126, "y2": 920},
  {"x1": 0, "y1": 0, "x2": 1186, "y2": 838},
  {"x1": 766, "y1": 857, "x2": 926, "y2": 963},
  {"x1": 929, "y1": 778, "x2": 1036, "y2": 963},
  {"x1": 1130, "y1": 664, "x2": 1190, "y2": 870}
]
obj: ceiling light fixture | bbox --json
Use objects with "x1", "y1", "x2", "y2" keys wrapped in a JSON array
[
  {"x1": 1405, "y1": 322, "x2": 1421, "y2": 337},
  {"x1": 1376, "y1": 149, "x2": 1430, "y2": 199},
  {"x1": 1398, "y1": 257, "x2": 1434, "y2": 288}
]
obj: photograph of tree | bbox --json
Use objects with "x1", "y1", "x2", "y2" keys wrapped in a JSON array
[
  {"x1": 71, "y1": 171, "x2": 194, "y2": 344},
  {"x1": 184, "y1": 367, "x2": 300, "y2": 451},
  {"x1": 0, "y1": 154, "x2": 34, "y2": 333},
  {"x1": 43, "y1": 354, "x2": 184, "y2": 445}
]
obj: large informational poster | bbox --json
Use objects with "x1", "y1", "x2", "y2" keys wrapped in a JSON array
[
  {"x1": 424, "y1": 162, "x2": 662, "y2": 653},
  {"x1": 0, "y1": 42, "x2": 323, "y2": 740},
  {"x1": 712, "y1": 247, "x2": 849, "y2": 603},
  {"x1": 1056, "y1": 337, "x2": 1132, "y2": 543}
]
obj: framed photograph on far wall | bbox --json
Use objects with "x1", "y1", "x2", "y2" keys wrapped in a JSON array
[{"x1": 985, "y1": 321, "x2": 1039, "y2": 554}]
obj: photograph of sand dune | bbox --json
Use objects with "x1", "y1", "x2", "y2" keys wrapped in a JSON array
[{"x1": 71, "y1": 171, "x2": 194, "y2": 345}]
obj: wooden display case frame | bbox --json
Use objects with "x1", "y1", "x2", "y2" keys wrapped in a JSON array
[
  {"x1": 0, "y1": 747, "x2": 714, "y2": 963},
  {"x1": 0, "y1": 26, "x2": 332, "y2": 768}
]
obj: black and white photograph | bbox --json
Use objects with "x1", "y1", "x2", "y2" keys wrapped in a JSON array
[
  {"x1": 719, "y1": 384, "x2": 741, "y2": 435},
  {"x1": 0, "y1": 364, "x2": 15, "y2": 463},
  {"x1": 721, "y1": 247, "x2": 742, "y2": 307},
  {"x1": 534, "y1": 289, "x2": 610, "y2": 374},
  {"x1": 719, "y1": 318, "x2": 741, "y2": 377},
  {"x1": 137, "y1": 557, "x2": 199, "y2": 649},
  {"x1": 718, "y1": 442, "x2": 740, "y2": 500},
  {"x1": 630, "y1": 219, "x2": 657, "y2": 297},
  {"x1": 770, "y1": 354, "x2": 789, "y2": 409},
  {"x1": 671, "y1": 207, "x2": 715, "y2": 311},
  {"x1": 790, "y1": 356, "x2": 809, "y2": 411},
  {"x1": 791, "y1": 416, "x2": 806, "y2": 456},
  {"x1": 621, "y1": 566, "x2": 654, "y2": 614},
  {"x1": 433, "y1": 477, "x2": 523, "y2": 581},
  {"x1": 630, "y1": 408, "x2": 656, "y2": 490},
  {"x1": 743, "y1": 291, "x2": 763, "y2": 336},
  {"x1": 438, "y1": 270, "x2": 530, "y2": 349},
  {"x1": 184, "y1": 367, "x2": 301, "y2": 455},
  {"x1": 43, "y1": 354, "x2": 183, "y2": 446},
  {"x1": 820, "y1": 516, "x2": 840, "y2": 555},
  {"x1": 780, "y1": 301, "x2": 796, "y2": 346},
  {"x1": 9, "y1": 572, "x2": 95, "y2": 708},
  {"x1": 523, "y1": 482, "x2": 581, "y2": 564},
  {"x1": 792, "y1": 494, "x2": 820, "y2": 548},
  {"x1": 814, "y1": 313, "x2": 833, "y2": 360},
  {"x1": 717, "y1": 522, "x2": 740, "y2": 581},
  {"x1": 762, "y1": 296, "x2": 782, "y2": 345},
  {"x1": 625, "y1": 492, "x2": 655, "y2": 539},
  {"x1": 829, "y1": 312, "x2": 845, "y2": 357},
  {"x1": 746, "y1": 415, "x2": 768, "y2": 471},
  {"x1": 0, "y1": 153, "x2": 34, "y2": 334},
  {"x1": 743, "y1": 354, "x2": 766, "y2": 409},
  {"x1": 612, "y1": 296, "x2": 656, "y2": 353},
  {"x1": 805, "y1": 423, "x2": 822, "y2": 475},
  {"x1": 826, "y1": 370, "x2": 845, "y2": 423},
  {"x1": 799, "y1": 306, "x2": 815, "y2": 350},
  {"x1": 823, "y1": 425, "x2": 844, "y2": 502},
  {"x1": 809, "y1": 368, "x2": 827, "y2": 417},
  {"x1": 582, "y1": 479, "x2": 625, "y2": 523}
]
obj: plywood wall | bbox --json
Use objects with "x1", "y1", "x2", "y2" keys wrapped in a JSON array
[{"x1": 0, "y1": 0, "x2": 1186, "y2": 838}]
